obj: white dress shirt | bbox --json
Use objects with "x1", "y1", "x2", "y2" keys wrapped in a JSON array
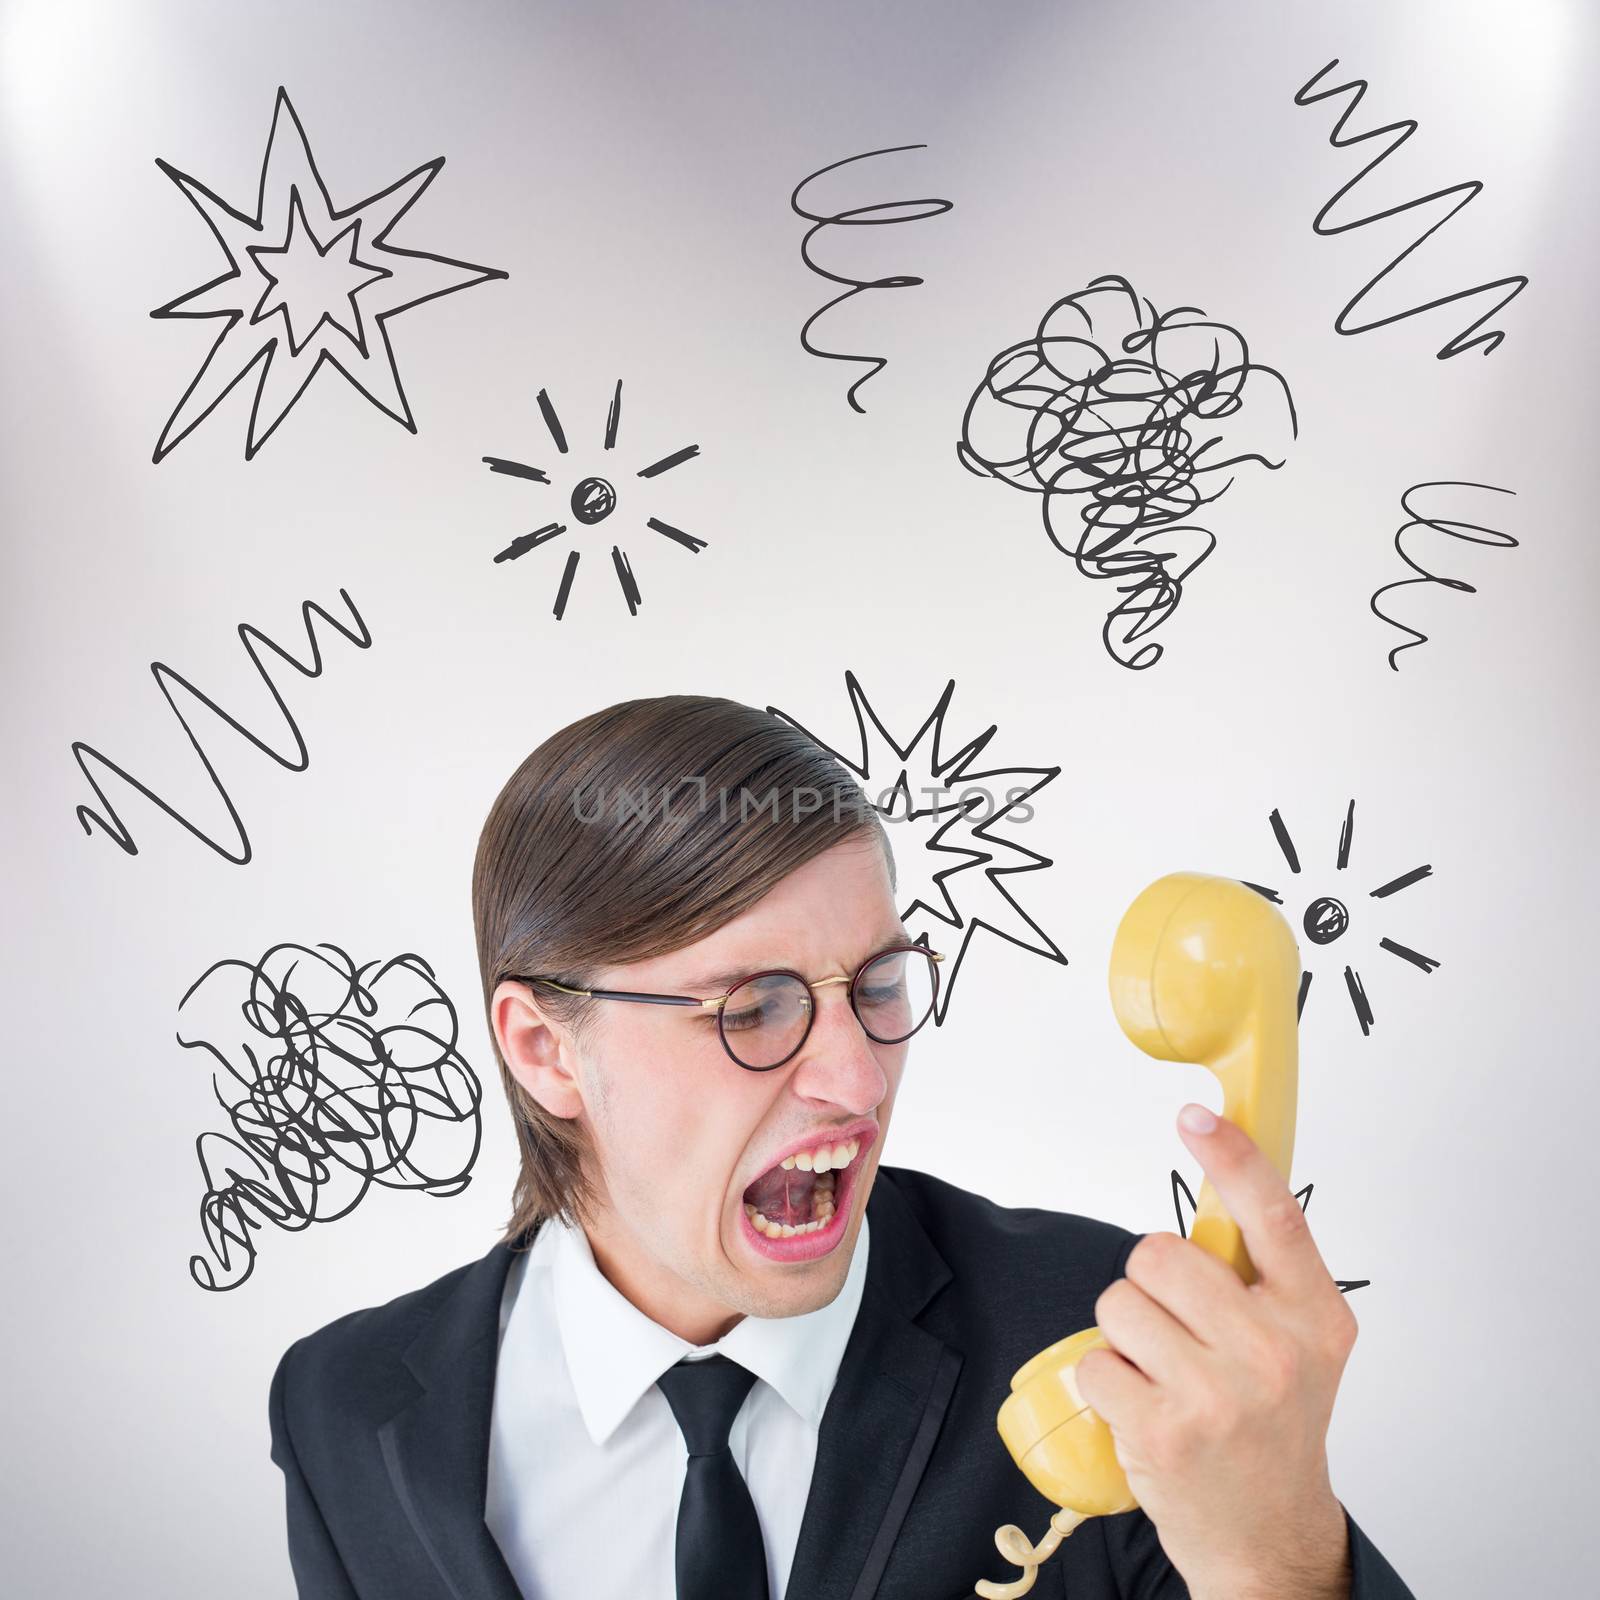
[{"x1": 485, "y1": 1208, "x2": 871, "y2": 1600}]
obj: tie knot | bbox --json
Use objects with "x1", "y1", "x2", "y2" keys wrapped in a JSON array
[{"x1": 656, "y1": 1353, "x2": 759, "y2": 1457}]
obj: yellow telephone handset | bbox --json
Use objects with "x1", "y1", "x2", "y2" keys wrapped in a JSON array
[{"x1": 976, "y1": 873, "x2": 1300, "y2": 1598}]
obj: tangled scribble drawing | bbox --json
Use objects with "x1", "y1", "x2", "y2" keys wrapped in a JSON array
[
  {"x1": 1371, "y1": 480, "x2": 1518, "y2": 669},
  {"x1": 484, "y1": 381, "x2": 706, "y2": 618},
  {"x1": 1172, "y1": 1170, "x2": 1370, "y2": 1295},
  {"x1": 958, "y1": 274, "x2": 1298, "y2": 670},
  {"x1": 177, "y1": 942, "x2": 484, "y2": 1291},
  {"x1": 768, "y1": 672, "x2": 1065, "y2": 1023},
  {"x1": 791, "y1": 144, "x2": 953, "y2": 413},
  {"x1": 70, "y1": 589, "x2": 371, "y2": 865},
  {"x1": 1242, "y1": 799, "x2": 1439, "y2": 1037},
  {"x1": 151, "y1": 86, "x2": 506, "y2": 461},
  {"x1": 1294, "y1": 59, "x2": 1528, "y2": 358}
]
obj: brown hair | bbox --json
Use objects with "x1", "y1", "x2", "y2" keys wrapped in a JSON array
[{"x1": 471, "y1": 694, "x2": 893, "y2": 1245}]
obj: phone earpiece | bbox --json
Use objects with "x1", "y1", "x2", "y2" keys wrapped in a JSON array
[
  {"x1": 984, "y1": 872, "x2": 1301, "y2": 1581},
  {"x1": 1107, "y1": 871, "x2": 1299, "y2": 1280}
]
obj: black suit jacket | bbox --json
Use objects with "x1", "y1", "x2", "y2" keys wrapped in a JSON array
[{"x1": 269, "y1": 1164, "x2": 1415, "y2": 1599}]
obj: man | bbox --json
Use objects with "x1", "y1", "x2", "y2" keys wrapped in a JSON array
[{"x1": 269, "y1": 695, "x2": 1416, "y2": 1599}]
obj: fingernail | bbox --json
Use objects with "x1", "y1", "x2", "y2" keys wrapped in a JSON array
[{"x1": 1179, "y1": 1103, "x2": 1216, "y2": 1134}]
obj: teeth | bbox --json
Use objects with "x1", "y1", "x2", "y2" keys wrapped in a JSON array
[
  {"x1": 748, "y1": 1208, "x2": 833, "y2": 1238},
  {"x1": 776, "y1": 1136, "x2": 860, "y2": 1175}
]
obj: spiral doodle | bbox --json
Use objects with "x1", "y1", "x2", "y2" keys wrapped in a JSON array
[
  {"x1": 1370, "y1": 479, "x2": 1518, "y2": 669},
  {"x1": 176, "y1": 941, "x2": 484, "y2": 1290},
  {"x1": 791, "y1": 144, "x2": 952, "y2": 414},
  {"x1": 958, "y1": 274, "x2": 1297, "y2": 669}
]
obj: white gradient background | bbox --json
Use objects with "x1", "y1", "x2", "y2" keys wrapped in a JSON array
[{"x1": 3, "y1": 0, "x2": 1596, "y2": 1594}]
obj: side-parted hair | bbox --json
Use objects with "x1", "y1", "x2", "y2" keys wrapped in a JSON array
[{"x1": 471, "y1": 694, "x2": 893, "y2": 1245}]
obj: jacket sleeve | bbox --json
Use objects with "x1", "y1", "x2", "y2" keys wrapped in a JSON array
[
  {"x1": 269, "y1": 1340, "x2": 362, "y2": 1600},
  {"x1": 1097, "y1": 1500, "x2": 1416, "y2": 1598}
]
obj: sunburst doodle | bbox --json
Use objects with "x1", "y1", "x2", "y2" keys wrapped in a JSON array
[
  {"x1": 1242, "y1": 798, "x2": 1440, "y2": 1037},
  {"x1": 151, "y1": 87, "x2": 506, "y2": 461},
  {"x1": 483, "y1": 381, "x2": 707, "y2": 618},
  {"x1": 1171, "y1": 1170, "x2": 1370, "y2": 1294},
  {"x1": 768, "y1": 672, "x2": 1065, "y2": 1023}
]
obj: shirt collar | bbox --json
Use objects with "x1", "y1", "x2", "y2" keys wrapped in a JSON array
[{"x1": 534, "y1": 1209, "x2": 871, "y2": 1447}]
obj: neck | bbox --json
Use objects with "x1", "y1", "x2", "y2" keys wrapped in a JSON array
[{"x1": 580, "y1": 1210, "x2": 746, "y2": 1347}]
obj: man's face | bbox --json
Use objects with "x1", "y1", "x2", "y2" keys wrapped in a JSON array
[{"x1": 543, "y1": 834, "x2": 910, "y2": 1339}]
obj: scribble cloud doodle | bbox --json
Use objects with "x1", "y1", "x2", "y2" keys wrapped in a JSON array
[
  {"x1": 958, "y1": 274, "x2": 1297, "y2": 670},
  {"x1": 791, "y1": 144, "x2": 953, "y2": 414},
  {"x1": 177, "y1": 941, "x2": 484, "y2": 1290},
  {"x1": 1172, "y1": 1169, "x2": 1370, "y2": 1295},
  {"x1": 1294, "y1": 59, "x2": 1528, "y2": 358},
  {"x1": 768, "y1": 672, "x2": 1065, "y2": 1023},
  {"x1": 152, "y1": 86, "x2": 506, "y2": 461},
  {"x1": 483, "y1": 381, "x2": 706, "y2": 618},
  {"x1": 70, "y1": 588, "x2": 372, "y2": 865},
  {"x1": 1242, "y1": 799, "x2": 1439, "y2": 1038},
  {"x1": 1371, "y1": 480, "x2": 1518, "y2": 670}
]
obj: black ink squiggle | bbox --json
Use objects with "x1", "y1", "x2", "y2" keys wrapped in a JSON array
[
  {"x1": 958, "y1": 274, "x2": 1297, "y2": 669},
  {"x1": 1172, "y1": 1170, "x2": 1369, "y2": 1294},
  {"x1": 177, "y1": 941, "x2": 484, "y2": 1291},
  {"x1": 1371, "y1": 480, "x2": 1518, "y2": 669},
  {"x1": 791, "y1": 145, "x2": 953, "y2": 414},
  {"x1": 69, "y1": 589, "x2": 372, "y2": 864},
  {"x1": 1294, "y1": 59, "x2": 1529, "y2": 358}
]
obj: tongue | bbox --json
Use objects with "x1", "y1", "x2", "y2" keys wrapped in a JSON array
[{"x1": 744, "y1": 1165, "x2": 819, "y2": 1227}]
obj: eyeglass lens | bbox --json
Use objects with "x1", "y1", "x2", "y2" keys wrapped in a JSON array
[{"x1": 718, "y1": 948, "x2": 939, "y2": 1070}]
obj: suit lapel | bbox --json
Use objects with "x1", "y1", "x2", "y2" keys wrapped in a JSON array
[
  {"x1": 377, "y1": 1232, "x2": 532, "y2": 1600},
  {"x1": 786, "y1": 1173, "x2": 964, "y2": 1600},
  {"x1": 374, "y1": 1178, "x2": 961, "y2": 1600}
]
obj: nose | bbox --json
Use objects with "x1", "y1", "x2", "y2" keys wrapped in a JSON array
[{"x1": 787, "y1": 982, "x2": 890, "y2": 1110}]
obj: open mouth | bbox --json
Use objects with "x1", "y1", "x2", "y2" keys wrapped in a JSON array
[{"x1": 739, "y1": 1130, "x2": 870, "y2": 1246}]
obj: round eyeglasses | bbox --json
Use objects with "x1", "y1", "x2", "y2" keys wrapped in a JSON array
[{"x1": 510, "y1": 943, "x2": 945, "y2": 1071}]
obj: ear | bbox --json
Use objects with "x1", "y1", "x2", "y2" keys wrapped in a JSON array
[{"x1": 491, "y1": 981, "x2": 586, "y2": 1120}]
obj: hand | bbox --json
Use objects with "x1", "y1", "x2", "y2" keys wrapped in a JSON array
[{"x1": 1073, "y1": 1103, "x2": 1358, "y2": 1600}]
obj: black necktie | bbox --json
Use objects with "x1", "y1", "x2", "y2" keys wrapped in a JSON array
[{"x1": 655, "y1": 1354, "x2": 770, "y2": 1600}]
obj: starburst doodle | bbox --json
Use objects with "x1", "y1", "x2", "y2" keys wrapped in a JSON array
[
  {"x1": 768, "y1": 671, "x2": 1065, "y2": 1023},
  {"x1": 483, "y1": 380, "x2": 706, "y2": 618},
  {"x1": 1242, "y1": 798, "x2": 1440, "y2": 1037},
  {"x1": 151, "y1": 86, "x2": 506, "y2": 461},
  {"x1": 1172, "y1": 1169, "x2": 1370, "y2": 1294}
]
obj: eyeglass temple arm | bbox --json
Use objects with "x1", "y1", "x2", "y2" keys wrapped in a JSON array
[
  {"x1": 526, "y1": 948, "x2": 945, "y2": 1008},
  {"x1": 522, "y1": 977, "x2": 719, "y2": 1009}
]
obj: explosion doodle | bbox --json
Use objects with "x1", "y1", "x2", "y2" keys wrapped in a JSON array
[
  {"x1": 958, "y1": 274, "x2": 1297, "y2": 670},
  {"x1": 151, "y1": 86, "x2": 506, "y2": 461},
  {"x1": 483, "y1": 380, "x2": 706, "y2": 618},
  {"x1": 177, "y1": 941, "x2": 484, "y2": 1291},
  {"x1": 1172, "y1": 1170, "x2": 1370, "y2": 1294},
  {"x1": 768, "y1": 671, "x2": 1065, "y2": 1023},
  {"x1": 1242, "y1": 799, "x2": 1439, "y2": 1037}
]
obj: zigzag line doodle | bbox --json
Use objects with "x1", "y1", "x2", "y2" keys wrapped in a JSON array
[
  {"x1": 791, "y1": 144, "x2": 953, "y2": 413},
  {"x1": 70, "y1": 589, "x2": 372, "y2": 864},
  {"x1": 1370, "y1": 479, "x2": 1518, "y2": 669},
  {"x1": 1294, "y1": 58, "x2": 1529, "y2": 358}
]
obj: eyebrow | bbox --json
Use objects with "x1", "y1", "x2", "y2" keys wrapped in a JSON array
[{"x1": 679, "y1": 930, "x2": 912, "y2": 993}]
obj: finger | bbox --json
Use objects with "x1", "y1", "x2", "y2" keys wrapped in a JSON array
[
  {"x1": 1122, "y1": 1229, "x2": 1255, "y2": 1349},
  {"x1": 1093, "y1": 1272, "x2": 1207, "y2": 1390},
  {"x1": 1072, "y1": 1340, "x2": 1155, "y2": 1435},
  {"x1": 1176, "y1": 1103, "x2": 1331, "y2": 1299}
]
